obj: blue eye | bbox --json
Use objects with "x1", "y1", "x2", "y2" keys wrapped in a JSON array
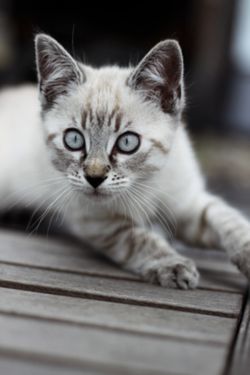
[
  {"x1": 64, "y1": 128, "x2": 85, "y2": 151},
  {"x1": 116, "y1": 132, "x2": 140, "y2": 154}
]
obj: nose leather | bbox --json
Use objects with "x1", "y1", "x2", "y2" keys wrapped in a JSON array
[{"x1": 85, "y1": 175, "x2": 107, "y2": 188}]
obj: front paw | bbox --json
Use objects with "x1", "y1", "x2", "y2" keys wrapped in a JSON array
[
  {"x1": 142, "y1": 256, "x2": 199, "y2": 290},
  {"x1": 231, "y1": 248, "x2": 250, "y2": 279}
]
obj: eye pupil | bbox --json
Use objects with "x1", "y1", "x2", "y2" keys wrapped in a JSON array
[
  {"x1": 116, "y1": 132, "x2": 140, "y2": 154},
  {"x1": 64, "y1": 128, "x2": 85, "y2": 151}
]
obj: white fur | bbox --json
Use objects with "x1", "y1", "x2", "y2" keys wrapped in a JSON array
[
  {"x1": 0, "y1": 37, "x2": 250, "y2": 289},
  {"x1": 0, "y1": 86, "x2": 59, "y2": 210}
]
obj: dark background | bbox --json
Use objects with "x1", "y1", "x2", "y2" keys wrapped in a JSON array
[{"x1": 0, "y1": 0, "x2": 249, "y2": 133}]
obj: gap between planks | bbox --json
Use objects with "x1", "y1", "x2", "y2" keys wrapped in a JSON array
[
  {"x1": 0, "y1": 288, "x2": 236, "y2": 345},
  {"x1": 0, "y1": 259, "x2": 246, "y2": 295},
  {"x1": 0, "y1": 278, "x2": 242, "y2": 318},
  {"x1": 225, "y1": 288, "x2": 250, "y2": 375},
  {"x1": 0, "y1": 229, "x2": 241, "y2": 276},
  {"x1": 0, "y1": 229, "x2": 246, "y2": 295},
  {"x1": 0, "y1": 262, "x2": 243, "y2": 318}
]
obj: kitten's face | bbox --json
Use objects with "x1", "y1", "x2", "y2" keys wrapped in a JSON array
[{"x1": 35, "y1": 35, "x2": 184, "y2": 204}]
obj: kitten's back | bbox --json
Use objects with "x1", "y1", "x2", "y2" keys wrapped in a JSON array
[{"x1": 0, "y1": 85, "x2": 54, "y2": 210}]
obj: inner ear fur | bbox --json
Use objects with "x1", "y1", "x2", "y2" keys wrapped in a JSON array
[
  {"x1": 128, "y1": 40, "x2": 185, "y2": 114},
  {"x1": 35, "y1": 34, "x2": 84, "y2": 109}
]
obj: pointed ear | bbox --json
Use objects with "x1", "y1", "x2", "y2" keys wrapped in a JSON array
[
  {"x1": 128, "y1": 40, "x2": 185, "y2": 115},
  {"x1": 35, "y1": 34, "x2": 84, "y2": 110}
]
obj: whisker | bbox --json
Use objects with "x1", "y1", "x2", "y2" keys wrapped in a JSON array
[
  {"x1": 133, "y1": 180, "x2": 177, "y2": 229},
  {"x1": 124, "y1": 188, "x2": 153, "y2": 230},
  {"x1": 129, "y1": 183, "x2": 176, "y2": 240},
  {"x1": 7, "y1": 176, "x2": 68, "y2": 211},
  {"x1": 46, "y1": 188, "x2": 77, "y2": 237},
  {"x1": 25, "y1": 183, "x2": 69, "y2": 232},
  {"x1": 27, "y1": 186, "x2": 73, "y2": 237}
]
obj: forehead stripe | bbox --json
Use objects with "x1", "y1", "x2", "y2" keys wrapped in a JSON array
[
  {"x1": 96, "y1": 111, "x2": 106, "y2": 127},
  {"x1": 81, "y1": 110, "x2": 87, "y2": 129},
  {"x1": 107, "y1": 108, "x2": 116, "y2": 127},
  {"x1": 82, "y1": 107, "x2": 124, "y2": 131},
  {"x1": 114, "y1": 112, "x2": 122, "y2": 132}
]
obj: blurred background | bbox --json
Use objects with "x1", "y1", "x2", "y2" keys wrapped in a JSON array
[{"x1": 0, "y1": 0, "x2": 249, "y2": 230}]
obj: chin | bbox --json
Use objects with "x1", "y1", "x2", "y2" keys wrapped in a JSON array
[{"x1": 83, "y1": 189, "x2": 116, "y2": 204}]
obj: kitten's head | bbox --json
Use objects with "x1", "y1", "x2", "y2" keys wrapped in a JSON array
[{"x1": 35, "y1": 34, "x2": 185, "y2": 204}]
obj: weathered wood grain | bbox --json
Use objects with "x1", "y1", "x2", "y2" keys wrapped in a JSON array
[
  {"x1": 0, "y1": 263, "x2": 243, "y2": 317},
  {"x1": 0, "y1": 229, "x2": 239, "y2": 274},
  {"x1": 0, "y1": 353, "x2": 202, "y2": 375},
  {"x1": 199, "y1": 271, "x2": 246, "y2": 293},
  {"x1": 0, "y1": 357, "x2": 104, "y2": 375},
  {"x1": 0, "y1": 288, "x2": 236, "y2": 344},
  {"x1": 0, "y1": 229, "x2": 247, "y2": 375},
  {"x1": 0, "y1": 230, "x2": 246, "y2": 293},
  {"x1": 227, "y1": 289, "x2": 250, "y2": 375},
  {"x1": 0, "y1": 314, "x2": 227, "y2": 375}
]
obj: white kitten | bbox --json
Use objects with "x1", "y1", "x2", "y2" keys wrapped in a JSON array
[{"x1": 0, "y1": 34, "x2": 249, "y2": 289}]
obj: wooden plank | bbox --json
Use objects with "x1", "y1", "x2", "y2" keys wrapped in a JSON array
[
  {"x1": 0, "y1": 356, "x2": 177, "y2": 375},
  {"x1": 177, "y1": 245, "x2": 239, "y2": 273},
  {"x1": 227, "y1": 289, "x2": 250, "y2": 375},
  {"x1": 0, "y1": 263, "x2": 243, "y2": 317},
  {"x1": 0, "y1": 357, "x2": 101, "y2": 375},
  {"x1": 0, "y1": 357, "x2": 173, "y2": 375},
  {"x1": 0, "y1": 288, "x2": 236, "y2": 344},
  {"x1": 199, "y1": 271, "x2": 246, "y2": 293},
  {"x1": 0, "y1": 230, "x2": 246, "y2": 293},
  {"x1": 0, "y1": 230, "x2": 140, "y2": 280},
  {"x1": 0, "y1": 258, "x2": 245, "y2": 293},
  {"x1": 0, "y1": 229, "x2": 239, "y2": 274},
  {"x1": 0, "y1": 314, "x2": 228, "y2": 375}
]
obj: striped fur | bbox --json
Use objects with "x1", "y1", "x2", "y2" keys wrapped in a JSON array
[{"x1": 0, "y1": 34, "x2": 250, "y2": 289}]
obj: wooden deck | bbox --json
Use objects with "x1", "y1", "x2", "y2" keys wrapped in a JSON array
[{"x1": 0, "y1": 229, "x2": 249, "y2": 375}]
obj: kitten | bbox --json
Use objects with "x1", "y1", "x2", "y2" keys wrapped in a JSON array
[{"x1": 0, "y1": 34, "x2": 249, "y2": 289}]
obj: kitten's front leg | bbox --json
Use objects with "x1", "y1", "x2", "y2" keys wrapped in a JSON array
[
  {"x1": 74, "y1": 219, "x2": 199, "y2": 289},
  {"x1": 178, "y1": 193, "x2": 250, "y2": 280}
]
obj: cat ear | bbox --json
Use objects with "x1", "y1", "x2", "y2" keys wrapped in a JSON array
[
  {"x1": 128, "y1": 40, "x2": 184, "y2": 115},
  {"x1": 35, "y1": 34, "x2": 84, "y2": 109}
]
